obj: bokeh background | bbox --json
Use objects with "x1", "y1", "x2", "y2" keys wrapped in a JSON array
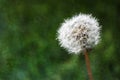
[{"x1": 0, "y1": 0, "x2": 120, "y2": 80}]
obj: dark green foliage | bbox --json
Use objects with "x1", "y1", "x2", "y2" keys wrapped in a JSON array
[{"x1": 0, "y1": 0, "x2": 119, "y2": 80}]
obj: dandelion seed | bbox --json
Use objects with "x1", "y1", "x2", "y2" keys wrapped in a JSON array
[{"x1": 57, "y1": 13, "x2": 101, "y2": 54}]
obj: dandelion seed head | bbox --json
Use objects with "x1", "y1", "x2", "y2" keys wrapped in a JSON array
[{"x1": 57, "y1": 13, "x2": 101, "y2": 54}]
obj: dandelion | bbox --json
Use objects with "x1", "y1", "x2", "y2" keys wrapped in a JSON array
[{"x1": 57, "y1": 13, "x2": 101, "y2": 80}]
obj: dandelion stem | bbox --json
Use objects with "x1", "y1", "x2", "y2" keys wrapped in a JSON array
[{"x1": 84, "y1": 49, "x2": 93, "y2": 80}]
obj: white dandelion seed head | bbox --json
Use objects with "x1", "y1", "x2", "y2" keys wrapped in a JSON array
[{"x1": 57, "y1": 13, "x2": 101, "y2": 54}]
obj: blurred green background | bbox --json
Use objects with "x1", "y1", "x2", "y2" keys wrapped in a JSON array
[{"x1": 0, "y1": 0, "x2": 120, "y2": 80}]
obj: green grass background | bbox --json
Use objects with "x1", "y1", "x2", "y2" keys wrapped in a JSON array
[{"x1": 0, "y1": 0, "x2": 120, "y2": 80}]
